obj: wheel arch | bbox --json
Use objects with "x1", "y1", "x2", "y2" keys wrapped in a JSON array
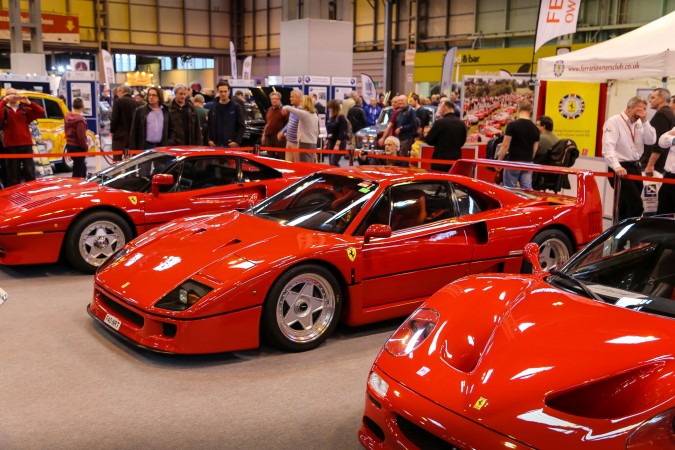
[
  {"x1": 532, "y1": 224, "x2": 577, "y2": 250},
  {"x1": 259, "y1": 258, "x2": 351, "y2": 325},
  {"x1": 59, "y1": 206, "x2": 138, "y2": 256}
]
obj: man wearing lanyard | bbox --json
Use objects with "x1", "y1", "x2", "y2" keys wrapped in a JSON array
[{"x1": 602, "y1": 96, "x2": 656, "y2": 221}]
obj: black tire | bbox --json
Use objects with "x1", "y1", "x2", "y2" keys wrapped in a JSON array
[
  {"x1": 522, "y1": 229, "x2": 574, "y2": 273},
  {"x1": 261, "y1": 264, "x2": 342, "y2": 352},
  {"x1": 64, "y1": 211, "x2": 133, "y2": 273}
]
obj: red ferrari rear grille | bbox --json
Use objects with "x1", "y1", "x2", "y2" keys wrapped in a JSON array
[
  {"x1": 24, "y1": 197, "x2": 59, "y2": 209},
  {"x1": 2, "y1": 192, "x2": 31, "y2": 205},
  {"x1": 588, "y1": 211, "x2": 602, "y2": 236}
]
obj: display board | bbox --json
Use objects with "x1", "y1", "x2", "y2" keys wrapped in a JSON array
[{"x1": 544, "y1": 81, "x2": 601, "y2": 156}]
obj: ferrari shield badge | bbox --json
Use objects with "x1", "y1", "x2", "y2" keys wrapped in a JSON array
[
  {"x1": 347, "y1": 247, "x2": 357, "y2": 262},
  {"x1": 128, "y1": 196, "x2": 138, "y2": 205},
  {"x1": 473, "y1": 397, "x2": 488, "y2": 410}
]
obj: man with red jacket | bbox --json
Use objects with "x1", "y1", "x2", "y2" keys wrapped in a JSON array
[
  {"x1": 0, "y1": 89, "x2": 45, "y2": 186},
  {"x1": 64, "y1": 97, "x2": 89, "y2": 178}
]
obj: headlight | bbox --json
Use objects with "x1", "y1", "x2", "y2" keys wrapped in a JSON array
[
  {"x1": 384, "y1": 308, "x2": 439, "y2": 357},
  {"x1": 625, "y1": 407, "x2": 675, "y2": 449},
  {"x1": 96, "y1": 247, "x2": 129, "y2": 273},
  {"x1": 368, "y1": 371, "x2": 389, "y2": 398},
  {"x1": 155, "y1": 279, "x2": 213, "y2": 311}
]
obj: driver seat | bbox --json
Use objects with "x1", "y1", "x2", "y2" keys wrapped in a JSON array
[{"x1": 391, "y1": 190, "x2": 427, "y2": 231}]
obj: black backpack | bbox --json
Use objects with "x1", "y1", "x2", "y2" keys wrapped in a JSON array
[
  {"x1": 533, "y1": 138, "x2": 580, "y2": 192},
  {"x1": 546, "y1": 138, "x2": 579, "y2": 167},
  {"x1": 485, "y1": 134, "x2": 504, "y2": 160}
]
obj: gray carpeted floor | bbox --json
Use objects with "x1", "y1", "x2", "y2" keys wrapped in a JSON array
[{"x1": 0, "y1": 262, "x2": 398, "y2": 449}]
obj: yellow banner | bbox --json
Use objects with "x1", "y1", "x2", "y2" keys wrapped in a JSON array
[{"x1": 544, "y1": 81, "x2": 600, "y2": 156}]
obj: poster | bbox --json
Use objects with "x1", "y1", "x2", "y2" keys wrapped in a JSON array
[
  {"x1": 461, "y1": 75, "x2": 535, "y2": 143},
  {"x1": 333, "y1": 87, "x2": 353, "y2": 102},
  {"x1": 544, "y1": 81, "x2": 601, "y2": 156},
  {"x1": 70, "y1": 82, "x2": 93, "y2": 116}
]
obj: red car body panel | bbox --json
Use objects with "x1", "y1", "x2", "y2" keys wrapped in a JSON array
[
  {"x1": 89, "y1": 163, "x2": 603, "y2": 354},
  {"x1": 0, "y1": 147, "x2": 322, "y2": 265},
  {"x1": 361, "y1": 274, "x2": 675, "y2": 448}
]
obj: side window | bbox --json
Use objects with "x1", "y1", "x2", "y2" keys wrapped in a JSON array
[
  {"x1": 43, "y1": 99, "x2": 64, "y2": 120},
  {"x1": 453, "y1": 184, "x2": 489, "y2": 216},
  {"x1": 356, "y1": 181, "x2": 454, "y2": 234},
  {"x1": 179, "y1": 156, "x2": 239, "y2": 190},
  {"x1": 240, "y1": 158, "x2": 282, "y2": 181},
  {"x1": 27, "y1": 97, "x2": 47, "y2": 119}
]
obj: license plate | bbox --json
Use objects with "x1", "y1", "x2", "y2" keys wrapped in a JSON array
[{"x1": 104, "y1": 313, "x2": 121, "y2": 331}]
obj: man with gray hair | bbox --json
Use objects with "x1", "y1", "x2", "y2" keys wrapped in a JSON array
[
  {"x1": 169, "y1": 83, "x2": 202, "y2": 145},
  {"x1": 110, "y1": 84, "x2": 139, "y2": 160},
  {"x1": 602, "y1": 95, "x2": 656, "y2": 220},
  {"x1": 644, "y1": 87, "x2": 675, "y2": 176}
]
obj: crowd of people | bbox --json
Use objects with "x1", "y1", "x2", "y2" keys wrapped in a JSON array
[{"x1": 0, "y1": 80, "x2": 672, "y2": 218}]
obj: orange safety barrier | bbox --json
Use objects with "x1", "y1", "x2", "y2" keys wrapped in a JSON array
[{"x1": 1, "y1": 146, "x2": 674, "y2": 225}]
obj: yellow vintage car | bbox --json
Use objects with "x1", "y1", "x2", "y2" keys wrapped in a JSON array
[{"x1": 5, "y1": 90, "x2": 99, "y2": 172}]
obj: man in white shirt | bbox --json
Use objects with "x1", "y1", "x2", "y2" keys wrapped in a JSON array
[
  {"x1": 656, "y1": 128, "x2": 675, "y2": 214},
  {"x1": 602, "y1": 96, "x2": 656, "y2": 220}
]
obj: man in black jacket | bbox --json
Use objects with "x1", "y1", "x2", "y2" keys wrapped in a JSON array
[
  {"x1": 207, "y1": 81, "x2": 245, "y2": 148},
  {"x1": 168, "y1": 83, "x2": 202, "y2": 146},
  {"x1": 424, "y1": 100, "x2": 467, "y2": 172},
  {"x1": 129, "y1": 87, "x2": 172, "y2": 150},
  {"x1": 110, "y1": 84, "x2": 139, "y2": 160},
  {"x1": 645, "y1": 88, "x2": 675, "y2": 176}
]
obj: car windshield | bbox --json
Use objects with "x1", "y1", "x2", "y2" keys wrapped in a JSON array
[
  {"x1": 88, "y1": 150, "x2": 179, "y2": 192},
  {"x1": 377, "y1": 107, "x2": 392, "y2": 125},
  {"x1": 550, "y1": 218, "x2": 675, "y2": 318},
  {"x1": 248, "y1": 173, "x2": 379, "y2": 234}
]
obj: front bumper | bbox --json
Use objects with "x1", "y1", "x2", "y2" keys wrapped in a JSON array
[
  {"x1": 88, "y1": 285, "x2": 262, "y2": 354},
  {"x1": 358, "y1": 366, "x2": 533, "y2": 450}
]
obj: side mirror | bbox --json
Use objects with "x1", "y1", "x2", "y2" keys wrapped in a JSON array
[
  {"x1": 151, "y1": 174, "x2": 174, "y2": 197},
  {"x1": 523, "y1": 242, "x2": 543, "y2": 274},
  {"x1": 364, "y1": 224, "x2": 392, "y2": 244}
]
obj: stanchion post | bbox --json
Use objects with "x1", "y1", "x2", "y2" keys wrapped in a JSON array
[
  {"x1": 612, "y1": 174, "x2": 621, "y2": 225},
  {"x1": 254, "y1": 144, "x2": 260, "y2": 155},
  {"x1": 348, "y1": 148, "x2": 354, "y2": 166}
]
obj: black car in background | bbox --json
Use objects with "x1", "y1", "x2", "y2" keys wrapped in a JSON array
[{"x1": 244, "y1": 87, "x2": 293, "y2": 147}]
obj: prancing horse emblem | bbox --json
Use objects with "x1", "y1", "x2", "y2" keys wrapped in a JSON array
[
  {"x1": 347, "y1": 247, "x2": 357, "y2": 262},
  {"x1": 128, "y1": 196, "x2": 138, "y2": 205}
]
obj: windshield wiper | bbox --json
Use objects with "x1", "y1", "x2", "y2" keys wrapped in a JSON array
[{"x1": 549, "y1": 269, "x2": 604, "y2": 302}]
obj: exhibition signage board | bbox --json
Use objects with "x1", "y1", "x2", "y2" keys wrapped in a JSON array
[
  {"x1": 304, "y1": 75, "x2": 330, "y2": 110},
  {"x1": 331, "y1": 77, "x2": 356, "y2": 102},
  {"x1": 537, "y1": 11, "x2": 675, "y2": 81},
  {"x1": 544, "y1": 81, "x2": 601, "y2": 157},
  {"x1": 0, "y1": 11, "x2": 79, "y2": 43},
  {"x1": 283, "y1": 75, "x2": 303, "y2": 90}
]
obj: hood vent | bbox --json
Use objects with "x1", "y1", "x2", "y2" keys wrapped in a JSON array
[
  {"x1": 24, "y1": 197, "x2": 59, "y2": 209},
  {"x1": 3, "y1": 192, "x2": 31, "y2": 205}
]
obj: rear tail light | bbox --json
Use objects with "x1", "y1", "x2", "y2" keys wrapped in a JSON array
[{"x1": 385, "y1": 308, "x2": 439, "y2": 357}]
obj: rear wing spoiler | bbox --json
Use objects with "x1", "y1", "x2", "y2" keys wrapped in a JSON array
[{"x1": 450, "y1": 159, "x2": 603, "y2": 236}]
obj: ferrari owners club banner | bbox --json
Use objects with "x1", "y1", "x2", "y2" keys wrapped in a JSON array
[
  {"x1": 544, "y1": 81, "x2": 600, "y2": 157},
  {"x1": 535, "y1": 0, "x2": 580, "y2": 52}
]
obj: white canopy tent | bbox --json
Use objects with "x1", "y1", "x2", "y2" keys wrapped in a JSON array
[{"x1": 538, "y1": 11, "x2": 675, "y2": 81}]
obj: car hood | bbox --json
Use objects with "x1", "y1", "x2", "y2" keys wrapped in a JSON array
[
  {"x1": 96, "y1": 211, "x2": 349, "y2": 314},
  {"x1": 375, "y1": 275, "x2": 674, "y2": 446}
]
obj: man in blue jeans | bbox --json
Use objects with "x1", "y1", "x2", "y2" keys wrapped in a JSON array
[{"x1": 497, "y1": 100, "x2": 540, "y2": 189}]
